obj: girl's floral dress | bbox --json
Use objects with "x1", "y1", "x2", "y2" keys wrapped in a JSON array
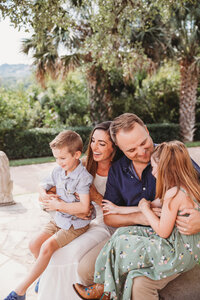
[{"x1": 94, "y1": 191, "x2": 200, "y2": 300}]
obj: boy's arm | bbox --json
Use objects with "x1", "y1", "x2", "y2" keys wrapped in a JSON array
[{"x1": 56, "y1": 193, "x2": 90, "y2": 215}]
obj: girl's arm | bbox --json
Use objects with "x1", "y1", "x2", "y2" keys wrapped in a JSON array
[
  {"x1": 151, "y1": 198, "x2": 162, "y2": 208},
  {"x1": 102, "y1": 199, "x2": 140, "y2": 215},
  {"x1": 139, "y1": 189, "x2": 181, "y2": 238}
]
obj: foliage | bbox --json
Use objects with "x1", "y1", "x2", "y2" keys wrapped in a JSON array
[
  {"x1": 0, "y1": 86, "x2": 30, "y2": 129},
  {"x1": 133, "y1": 62, "x2": 180, "y2": 123},
  {"x1": 0, "y1": 70, "x2": 91, "y2": 129},
  {"x1": 33, "y1": 71, "x2": 91, "y2": 127},
  {"x1": 0, "y1": 126, "x2": 93, "y2": 160},
  {"x1": 1, "y1": 123, "x2": 199, "y2": 160}
]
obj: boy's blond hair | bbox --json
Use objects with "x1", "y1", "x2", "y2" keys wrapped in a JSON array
[{"x1": 50, "y1": 130, "x2": 83, "y2": 155}]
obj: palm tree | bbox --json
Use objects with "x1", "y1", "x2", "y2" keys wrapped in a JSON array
[
  {"x1": 21, "y1": 22, "x2": 113, "y2": 124},
  {"x1": 21, "y1": 31, "x2": 60, "y2": 89},
  {"x1": 122, "y1": 2, "x2": 200, "y2": 142},
  {"x1": 169, "y1": 4, "x2": 200, "y2": 142}
]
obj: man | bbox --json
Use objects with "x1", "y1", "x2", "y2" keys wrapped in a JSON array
[{"x1": 76, "y1": 113, "x2": 200, "y2": 300}]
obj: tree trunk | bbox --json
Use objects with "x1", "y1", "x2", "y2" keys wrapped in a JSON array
[
  {"x1": 179, "y1": 59, "x2": 198, "y2": 142},
  {"x1": 86, "y1": 66, "x2": 112, "y2": 125}
]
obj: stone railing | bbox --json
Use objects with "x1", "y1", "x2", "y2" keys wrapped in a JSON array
[{"x1": 0, "y1": 151, "x2": 15, "y2": 206}]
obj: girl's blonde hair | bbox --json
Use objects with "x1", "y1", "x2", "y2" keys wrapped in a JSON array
[{"x1": 152, "y1": 141, "x2": 200, "y2": 204}]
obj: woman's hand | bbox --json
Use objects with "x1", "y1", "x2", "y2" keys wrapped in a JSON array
[
  {"x1": 176, "y1": 208, "x2": 200, "y2": 235},
  {"x1": 102, "y1": 199, "x2": 120, "y2": 215},
  {"x1": 138, "y1": 198, "x2": 151, "y2": 212}
]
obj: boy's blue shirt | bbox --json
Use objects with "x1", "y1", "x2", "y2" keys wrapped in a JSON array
[{"x1": 41, "y1": 161, "x2": 94, "y2": 230}]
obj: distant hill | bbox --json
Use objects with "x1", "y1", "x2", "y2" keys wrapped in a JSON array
[{"x1": 0, "y1": 63, "x2": 33, "y2": 87}]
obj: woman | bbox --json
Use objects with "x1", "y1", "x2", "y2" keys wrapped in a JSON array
[{"x1": 37, "y1": 121, "x2": 121, "y2": 300}]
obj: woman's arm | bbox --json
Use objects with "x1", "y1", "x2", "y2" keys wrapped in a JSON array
[
  {"x1": 102, "y1": 199, "x2": 140, "y2": 215},
  {"x1": 139, "y1": 191, "x2": 180, "y2": 238},
  {"x1": 90, "y1": 184, "x2": 103, "y2": 206}
]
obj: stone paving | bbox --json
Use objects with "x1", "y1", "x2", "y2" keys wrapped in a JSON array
[
  {"x1": 0, "y1": 163, "x2": 56, "y2": 300},
  {"x1": 0, "y1": 148, "x2": 199, "y2": 300}
]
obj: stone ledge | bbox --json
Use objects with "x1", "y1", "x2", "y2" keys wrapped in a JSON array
[{"x1": 160, "y1": 265, "x2": 200, "y2": 300}]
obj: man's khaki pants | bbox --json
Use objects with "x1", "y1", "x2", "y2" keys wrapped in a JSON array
[{"x1": 77, "y1": 238, "x2": 179, "y2": 300}]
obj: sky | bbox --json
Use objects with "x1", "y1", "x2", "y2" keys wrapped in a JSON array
[{"x1": 0, "y1": 17, "x2": 32, "y2": 65}]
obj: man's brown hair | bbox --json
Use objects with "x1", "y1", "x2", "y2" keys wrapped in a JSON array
[
  {"x1": 50, "y1": 130, "x2": 83, "y2": 155},
  {"x1": 110, "y1": 113, "x2": 145, "y2": 144}
]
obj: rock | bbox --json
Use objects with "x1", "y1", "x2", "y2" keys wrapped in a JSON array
[
  {"x1": 0, "y1": 151, "x2": 15, "y2": 206},
  {"x1": 160, "y1": 265, "x2": 200, "y2": 300}
]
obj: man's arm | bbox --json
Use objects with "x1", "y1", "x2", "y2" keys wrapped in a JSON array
[
  {"x1": 176, "y1": 208, "x2": 200, "y2": 235},
  {"x1": 104, "y1": 211, "x2": 150, "y2": 227}
]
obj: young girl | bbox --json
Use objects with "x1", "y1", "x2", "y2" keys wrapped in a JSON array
[{"x1": 73, "y1": 141, "x2": 200, "y2": 300}]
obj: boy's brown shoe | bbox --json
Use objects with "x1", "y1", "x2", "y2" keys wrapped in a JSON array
[{"x1": 73, "y1": 283, "x2": 110, "y2": 300}]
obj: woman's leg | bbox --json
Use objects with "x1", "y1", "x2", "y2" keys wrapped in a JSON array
[
  {"x1": 78, "y1": 237, "x2": 110, "y2": 285},
  {"x1": 131, "y1": 274, "x2": 180, "y2": 300}
]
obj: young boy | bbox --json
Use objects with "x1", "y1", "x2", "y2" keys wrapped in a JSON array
[{"x1": 5, "y1": 130, "x2": 94, "y2": 300}]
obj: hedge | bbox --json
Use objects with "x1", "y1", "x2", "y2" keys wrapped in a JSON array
[
  {"x1": 0, "y1": 127, "x2": 92, "y2": 160},
  {"x1": 0, "y1": 123, "x2": 199, "y2": 160}
]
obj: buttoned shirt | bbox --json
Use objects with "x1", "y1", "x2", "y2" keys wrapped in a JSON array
[
  {"x1": 41, "y1": 161, "x2": 93, "y2": 230},
  {"x1": 104, "y1": 154, "x2": 200, "y2": 208}
]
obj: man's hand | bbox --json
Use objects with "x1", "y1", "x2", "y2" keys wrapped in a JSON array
[{"x1": 176, "y1": 208, "x2": 200, "y2": 235}]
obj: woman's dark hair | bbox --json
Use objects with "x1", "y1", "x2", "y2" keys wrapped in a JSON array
[{"x1": 85, "y1": 121, "x2": 123, "y2": 177}]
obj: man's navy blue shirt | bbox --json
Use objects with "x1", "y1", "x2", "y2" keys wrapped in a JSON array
[{"x1": 104, "y1": 154, "x2": 200, "y2": 207}]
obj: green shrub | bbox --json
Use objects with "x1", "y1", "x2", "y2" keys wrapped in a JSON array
[
  {"x1": 194, "y1": 123, "x2": 200, "y2": 141},
  {"x1": 0, "y1": 127, "x2": 92, "y2": 160},
  {"x1": 147, "y1": 123, "x2": 180, "y2": 143},
  {"x1": 0, "y1": 124, "x2": 199, "y2": 160}
]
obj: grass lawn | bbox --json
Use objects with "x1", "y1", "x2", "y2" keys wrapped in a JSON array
[
  {"x1": 9, "y1": 156, "x2": 55, "y2": 167},
  {"x1": 9, "y1": 141, "x2": 200, "y2": 167}
]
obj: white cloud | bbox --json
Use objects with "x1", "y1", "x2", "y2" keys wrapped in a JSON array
[{"x1": 0, "y1": 17, "x2": 33, "y2": 65}]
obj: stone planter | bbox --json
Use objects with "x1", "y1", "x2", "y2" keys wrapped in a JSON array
[{"x1": 0, "y1": 151, "x2": 15, "y2": 206}]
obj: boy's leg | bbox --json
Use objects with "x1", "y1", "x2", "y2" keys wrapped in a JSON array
[
  {"x1": 29, "y1": 231, "x2": 52, "y2": 258},
  {"x1": 10, "y1": 223, "x2": 88, "y2": 296},
  {"x1": 15, "y1": 235, "x2": 60, "y2": 296},
  {"x1": 53, "y1": 224, "x2": 89, "y2": 248},
  {"x1": 131, "y1": 274, "x2": 179, "y2": 300}
]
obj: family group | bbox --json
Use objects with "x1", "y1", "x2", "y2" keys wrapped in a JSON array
[{"x1": 4, "y1": 113, "x2": 200, "y2": 300}]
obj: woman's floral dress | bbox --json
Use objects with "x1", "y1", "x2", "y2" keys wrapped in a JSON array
[{"x1": 94, "y1": 192, "x2": 200, "y2": 300}]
